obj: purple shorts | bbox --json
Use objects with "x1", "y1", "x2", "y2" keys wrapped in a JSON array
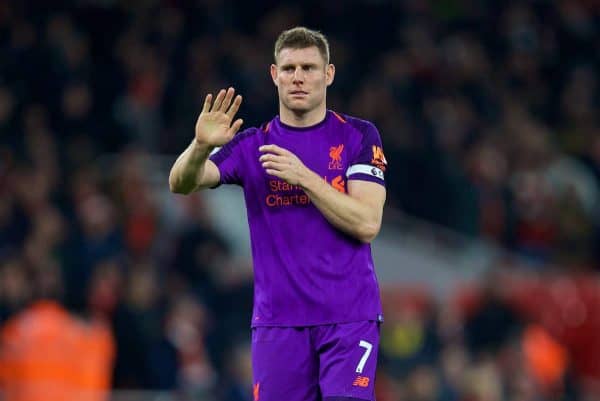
[{"x1": 251, "y1": 320, "x2": 380, "y2": 401}]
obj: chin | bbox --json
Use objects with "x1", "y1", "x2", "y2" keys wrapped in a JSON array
[
  {"x1": 290, "y1": 106, "x2": 310, "y2": 113},
  {"x1": 285, "y1": 100, "x2": 312, "y2": 112}
]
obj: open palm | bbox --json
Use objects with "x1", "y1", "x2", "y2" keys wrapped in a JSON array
[{"x1": 195, "y1": 87, "x2": 243, "y2": 147}]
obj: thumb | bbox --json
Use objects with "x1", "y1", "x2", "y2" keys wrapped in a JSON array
[{"x1": 228, "y1": 118, "x2": 244, "y2": 136}]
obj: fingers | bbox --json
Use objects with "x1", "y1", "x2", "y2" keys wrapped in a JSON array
[
  {"x1": 260, "y1": 153, "x2": 291, "y2": 173},
  {"x1": 201, "y1": 93, "x2": 212, "y2": 114},
  {"x1": 265, "y1": 169, "x2": 283, "y2": 177},
  {"x1": 259, "y1": 144, "x2": 288, "y2": 155},
  {"x1": 259, "y1": 145, "x2": 293, "y2": 176},
  {"x1": 262, "y1": 161, "x2": 286, "y2": 171},
  {"x1": 206, "y1": 88, "x2": 242, "y2": 117},
  {"x1": 227, "y1": 94, "x2": 243, "y2": 119},
  {"x1": 221, "y1": 87, "x2": 235, "y2": 112},
  {"x1": 227, "y1": 118, "x2": 244, "y2": 136},
  {"x1": 211, "y1": 89, "x2": 226, "y2": 112},
  {"x1": 259, "y1": 153, "x2": 285, "y2": 163}
]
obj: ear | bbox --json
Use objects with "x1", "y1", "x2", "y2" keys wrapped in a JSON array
[
  {"x1": 326, "y1": 64, "x2": 335, "y2": 87},
  {"x1": 270, "y1": 64, "x2": 279, "y2": 86}
]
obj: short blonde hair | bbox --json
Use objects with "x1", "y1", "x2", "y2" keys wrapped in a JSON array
[{"x1": 274, "y1": 27, "x2": 330, "y2": 64}]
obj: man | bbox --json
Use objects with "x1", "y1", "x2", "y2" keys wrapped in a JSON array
[{"x1": 169, "y1": 26, "x2": 387, "y2": 401}]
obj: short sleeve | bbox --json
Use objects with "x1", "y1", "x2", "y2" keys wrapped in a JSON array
[
  {"x1": 346, "y1": 122, "x2": 387, "y2": 186},
  {"x1": 209, "y1": 128, "x2": 257, "y2": 186}
]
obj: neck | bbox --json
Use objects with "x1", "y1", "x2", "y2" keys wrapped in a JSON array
[{"x1": 279, "y1": 103, "x2": 327, "y2": 127}]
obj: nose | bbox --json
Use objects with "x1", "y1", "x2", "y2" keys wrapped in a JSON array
[{"x1": 293, "y1": 67, "x2": 304, "y2": 83}]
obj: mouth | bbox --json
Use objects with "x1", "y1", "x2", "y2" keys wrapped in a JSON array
[{"x1": 290, "y1": 91, "x2": 308, "y2": 96}]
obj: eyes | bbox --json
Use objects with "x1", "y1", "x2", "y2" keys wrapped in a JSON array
[{"x1": 281, "y1": 65, "x2": 317, "y2": 73}]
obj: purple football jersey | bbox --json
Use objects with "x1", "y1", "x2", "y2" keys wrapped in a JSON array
[{"x1": 209, "y1": 110, "x2": 387, "y2": 327}]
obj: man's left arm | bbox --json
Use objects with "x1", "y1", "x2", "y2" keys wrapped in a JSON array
[
  {"x1": 302, "y1": 174, "x2": 386, "y2": 243},
  {"x1": 259, "y1": 144, "x2": 386, "y2": 243}
]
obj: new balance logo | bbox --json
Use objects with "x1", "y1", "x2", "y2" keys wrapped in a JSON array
[{"x1": 352, "y1": 376, "x2": 370, "y2": 387}]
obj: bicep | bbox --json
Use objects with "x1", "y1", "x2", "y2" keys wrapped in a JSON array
[
  {"x1": 347, "y1": 180, "x2": 386, "y2": 219},
  {"x1": 196, "y1": 159, "x2": 221, "y2": 190}
]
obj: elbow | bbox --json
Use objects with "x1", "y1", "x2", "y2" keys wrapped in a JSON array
[
  {"x1": 169, "y1": 173, "x2": 191, "y2": 195},
  {"x1": 357, "y1": 222, "x2": 381, "y2": 244},
  {"x1": 169, "y1": 182, "x2": 183, "y2": 194},
  {"x1": 170, "y1": 184, "x2": 192, "y2": 195},
  {"x1": 168, "y1": 174, "x2": 180, "y2": 193}
]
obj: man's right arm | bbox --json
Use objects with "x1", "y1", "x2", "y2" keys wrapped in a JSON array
[
  {"x1": 168, "y1": 87, "x2": 243, "y2": 195},
  {"x1": 168, "y1": 140, "x2": 220, "y2": 194}
]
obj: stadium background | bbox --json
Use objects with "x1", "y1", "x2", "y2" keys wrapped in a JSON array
[{"x1": 0, "y1": 0, "x2": 599, "y2": 400}]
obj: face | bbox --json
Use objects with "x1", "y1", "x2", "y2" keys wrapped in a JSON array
[{"x1": 271, "y1": 46, "x2": 335, "y2": 115}]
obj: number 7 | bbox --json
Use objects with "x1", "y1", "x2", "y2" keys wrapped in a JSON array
[{"x1": 355, "y1": 340, "x2": 373, "y2": 373}]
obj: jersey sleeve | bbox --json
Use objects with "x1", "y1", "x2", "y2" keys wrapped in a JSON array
[
  {"x1": 347, "y1": 122, "x2": 387, "y2": 186},
  {"x1": 208, "y1": 128, "x2": 256, "y2": 186}
]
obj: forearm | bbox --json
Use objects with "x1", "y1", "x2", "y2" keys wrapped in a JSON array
[
  {"x1": 169, "y1": 140, "x2": 213, "y2": 194},
  {"x1": 301, "y1": 172, "x2": 381, "y2": 243}
]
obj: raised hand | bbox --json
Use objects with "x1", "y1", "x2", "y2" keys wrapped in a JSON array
[{"x1": 195, "y1": 87, "x2": 243, "y2": 147}]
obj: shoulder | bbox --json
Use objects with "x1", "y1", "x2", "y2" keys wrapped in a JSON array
[
  {"x1": 210, "y1": 126, "x2": 263, "y2": 164},
  {"x1": 330, "y1": 111, "x2": 380, "y2": 139},
  {"x1": 213, "y1": 125, "x2": 263, "y2": 153},
  {"x1": 227, "y1": 126, "x2": 263, "y2": 147},
  {"x1": 231, "y1": 117, "x2": 277, "y2": 143}
]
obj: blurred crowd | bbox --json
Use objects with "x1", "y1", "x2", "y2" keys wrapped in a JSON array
[{"x1": 0, "y1": 0, "x2": 599, "y2": 400}]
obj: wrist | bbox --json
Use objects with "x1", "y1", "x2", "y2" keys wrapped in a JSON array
[
  {"x1": 192, "y1": 137, "x2": 214, "y2": 154},
  {"x1": 299, "y1": 169, "x2": 322, "y2": 191}
]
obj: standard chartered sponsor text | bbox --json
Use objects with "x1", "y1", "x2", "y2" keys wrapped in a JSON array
[
  {"x1": 266, "y1": 179, "x2": 310, "y2": 207},
  {"x1": 265, "y1": 177, "x2": 343, "y2": 207}
]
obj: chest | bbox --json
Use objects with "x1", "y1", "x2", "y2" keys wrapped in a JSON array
[
  {"x1": 267, "y1": 132, "x2": 354, "y2": 175},
  {"x1": 247, "y1": 133, "x2": 355, "y2": 201}
]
